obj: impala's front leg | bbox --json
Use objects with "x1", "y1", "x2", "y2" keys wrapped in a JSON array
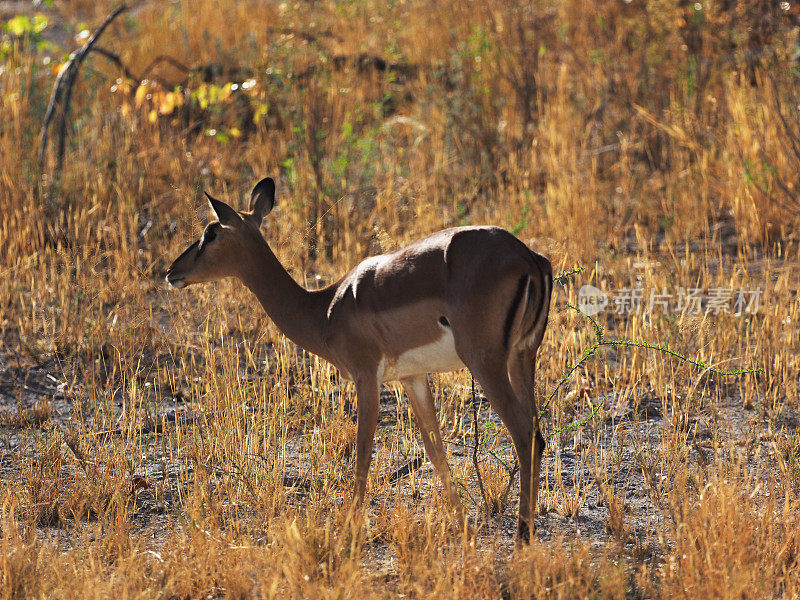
[{"x1": 353, "y1": 373, "x2": 380, "y2": 507}]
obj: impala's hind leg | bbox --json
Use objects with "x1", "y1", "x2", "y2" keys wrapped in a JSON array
[
  {"x1": 467, "y1": 357, "x2": 534, "y2": 540},
  {"x1": 509, "y1": 348, "x2": 545, "y2": 536},
  {"x1": 402, "y1": 375, "x2": 462, "y2": 512}
]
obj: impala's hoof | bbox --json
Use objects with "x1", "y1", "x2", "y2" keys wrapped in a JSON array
[{"x1": 517, "y1": 519, "x2": 534, "y2": 543}]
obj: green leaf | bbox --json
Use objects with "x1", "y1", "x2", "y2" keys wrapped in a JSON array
[
  {"x1": 6, "y1": 15, "x2": 32, "y2": 36},
  {"x1": 32, "y1": 14, "x2": 48, "y2": 33}
]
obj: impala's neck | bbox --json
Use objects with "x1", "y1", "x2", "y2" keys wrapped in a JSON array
[{"x1": 236, "y1": 238, "x2": 333, "y2": 360}]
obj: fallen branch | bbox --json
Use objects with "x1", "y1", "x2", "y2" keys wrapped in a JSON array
[
  {"x1": 387, "y1": 455, "x2": 425, "y2": 483},
  {"x1": 38, "y1": 4, "x2": 128, "y2": 177}
]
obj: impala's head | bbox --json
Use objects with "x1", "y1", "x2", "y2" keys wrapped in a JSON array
[{"x1": 165, "y1": 177, "x2": 275, "y2": 289}]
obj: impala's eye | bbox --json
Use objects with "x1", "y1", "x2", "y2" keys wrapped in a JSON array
[
  {"x1": 202, "y1": 225, "x2": 218, "y2": 245},
  {"x1": 196, "y1": 224, "x2": 218, "y2": 258}
]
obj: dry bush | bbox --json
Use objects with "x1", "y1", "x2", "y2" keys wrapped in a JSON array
[
  {"x1": 657, "y1": 475, "x2": 800, "y2": 599},
  {"x1": 0, "y1": 400, "x2": 51, "y2": 428},
  {"x1": 508, "y1": 537, "x2": 627, "y2": 600},
  {"x1": 388, "y1": 504, "x2": 503, "y2": 599},
  {"x1": 775, "y1": 432, "x2": 800, "y2": 491},
  {"x1": 598, "y1": 480, "x2": 629, "y2": 542},
  {"x1": 16, "y1": 432, "x2": 62, "y2": 527}
]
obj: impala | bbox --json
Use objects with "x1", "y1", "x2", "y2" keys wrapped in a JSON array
[{"x1": 166, "y1": 177, "x2": 552, "y2": 539}]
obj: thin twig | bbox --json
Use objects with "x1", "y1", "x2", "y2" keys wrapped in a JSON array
[
  {"x1": 471, "y1": 377, "x2": 489, "y2": 510},
  {"x1": 139, "y1": 54, "x2": 191, "y2": 83},
  {"x1": 469, "y1": 376, "x2": 520, "y2": 513},
  {"x1": 539, "y1": 280, "x2": 763, "y2": 441},
  {"x1": 553, "y1": 264, "x2": 585, "y2": 284},
  {"x1": 541, "y1": 299, "x2": 762, "y2": 417},
  {"x1": 91, "y1": 45, "x2": 139, "y2": 82},
  {"x1": 498, "y1": 462, "x2": 519, "y2": 511}
]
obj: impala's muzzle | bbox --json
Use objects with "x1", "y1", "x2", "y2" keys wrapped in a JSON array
[
  {"x1": 165, "y1": 272, "x2": 186, "y2": 288},
  {"x1": 165, "y1": 240, "x2": 199, "y2": 289},
  {"x1": 165, "y1": 262, "x2": 188, "y2": 288}
]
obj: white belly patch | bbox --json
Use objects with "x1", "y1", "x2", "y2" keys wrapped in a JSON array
[{"x1": 380, "y1": 328, "x2": 465, "y2": 382}]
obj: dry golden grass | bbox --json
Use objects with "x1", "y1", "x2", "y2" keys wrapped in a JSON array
[{"x1": 1, "y1": 0, "x2": 799, "y2": 598}]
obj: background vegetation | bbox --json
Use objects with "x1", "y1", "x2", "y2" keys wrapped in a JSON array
[{"x1": 1, "y1": 0, "x2": 799, "y2": 597}]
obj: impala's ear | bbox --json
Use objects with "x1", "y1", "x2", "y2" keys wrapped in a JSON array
[
  {"x1": 248, "y1": 177, "x2": 275, "y2": 225},
  {"x1": 205, "y1": 192, "x2": 242, "y2": 226}
]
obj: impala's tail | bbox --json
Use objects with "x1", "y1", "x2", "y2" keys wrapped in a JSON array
[
  {"x1": 506, "y1": 253, "x2": 552, "y2": 356},
  {"x1": 526, "y1": 255, "x2": 552, "y2": 355}
]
